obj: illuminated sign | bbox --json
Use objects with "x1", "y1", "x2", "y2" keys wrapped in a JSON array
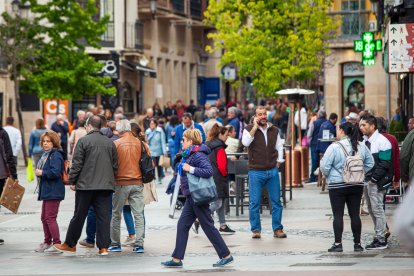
[{"x1": 354, "y1": 32, "x2": 382, "y2": 66}]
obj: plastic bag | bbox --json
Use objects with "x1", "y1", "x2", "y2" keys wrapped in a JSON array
[{"x1": 26, "y1": 158, "x2": 35, "y2": 182}]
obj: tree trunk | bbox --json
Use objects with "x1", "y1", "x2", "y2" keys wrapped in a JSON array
[{"x1": 14, "y1": 77, "x2": 28, "y2": 167}]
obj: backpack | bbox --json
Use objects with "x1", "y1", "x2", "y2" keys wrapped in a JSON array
[
  {"x1": 336, "y1": 142, "x2": 365, "y2": 184},
  {"x1": 139, "y1": 140, "x2": 155, "y2": 183}
]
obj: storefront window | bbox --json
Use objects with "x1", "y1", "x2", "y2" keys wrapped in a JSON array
[{"x1": 342, "y1": 62, "x2": 365, "y2": 115}]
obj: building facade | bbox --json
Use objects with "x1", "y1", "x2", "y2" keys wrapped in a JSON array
[{"x1": 324, "y1": 0, "x2": 399, "y2": 120}]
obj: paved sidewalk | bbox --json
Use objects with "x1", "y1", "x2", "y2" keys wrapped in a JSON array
[{"x1": 0, "y1": 166, "x2": 413, "y2": 275}]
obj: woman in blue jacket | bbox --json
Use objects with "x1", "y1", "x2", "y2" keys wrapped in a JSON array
[
  {"x1": 34, "y1": 131, "x2": 66, "y2": 253},
  {"x1": 161, "y1": 129, "x2": 233, "y2": 268},
  {"x1": 320, "y1": 122, "x2": 374, "y2": 253},
  {"x1": 28, "y1": 118, "x2": 47, "y2": 167},
  {"x1": 145, "y1": 118, "x2": 167, "y2": 184}
]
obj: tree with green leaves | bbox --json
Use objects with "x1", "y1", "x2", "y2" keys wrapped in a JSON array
[
  {"x1": 23, "y1": 0, "x2": 116, "y2": 100},
  {"x1": 204, "y1": 0, "x2": 338, "y2": 96}
]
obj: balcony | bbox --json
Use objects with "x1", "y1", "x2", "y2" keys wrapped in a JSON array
[
  {"x1": 328, "y1": 10, "x2": 370, "y2": 44},
  {"x1": 138, "y1": 0, "x2": 207, "y2": 21},
  {"x1": 125, "y1": 21, "x2": 144, "y2": 51}
]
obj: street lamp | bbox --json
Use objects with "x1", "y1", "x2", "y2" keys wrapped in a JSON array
[
  {"x1": 11, "y1": 0, "x2": 20, "y2": 13},
  {"x1": 150, "y1": 0, "x2": 157, "y2": 20}
]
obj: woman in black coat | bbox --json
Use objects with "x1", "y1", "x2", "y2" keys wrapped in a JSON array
[{"x1": 205, "y1": 124, "x2": 235, "y2": 234}]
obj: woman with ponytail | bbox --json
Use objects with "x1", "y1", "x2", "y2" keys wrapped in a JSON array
[
  {"x1": 320, "y1": 122, "x2": 374, "y2": 253},
  {"x1": 205, "y1": 124, "x2": 235, "y2": 234}
]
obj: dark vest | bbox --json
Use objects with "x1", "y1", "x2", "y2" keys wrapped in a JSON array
[
  {"x1": 245, "y1": 124, "x2": 279, "y2": 170},
  {"x1": 206, "y1": 139, "x2": 228, "y2": 198}
]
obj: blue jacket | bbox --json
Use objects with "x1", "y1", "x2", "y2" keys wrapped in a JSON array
[
  {"x1": 166, "y1": 124, "x2": 177, "y2": 158},
  {"x1": 29, "y1": 129, "x2": 47, "y2": 156},
  {"x1": 38, "y1": 149, "x2": 66, "y2": 201},
  {"x1": 320, "y1": 138, "x2": 374, "y2": 187},
  {"x1": 179, "y1": 144, "x2": 214, "y2": 196},
  {"x1": 228, "y1": 117, "x2": 240, "y2": 139},
  {"x1": 174, "y1": 123, "x2": 206, "y2": 153},
  {"x1": 317, "y1": 120, "x2": 336, "y2": 153},
  {"x1": 310, "y1": 117, "x2": 327, "y2": 147},
  {"x1": 145, "y1": 127, "x2": 167, "y2": 157},
  {"x1": 51, "y1": 121, "x2": 69, "y2": 144}
]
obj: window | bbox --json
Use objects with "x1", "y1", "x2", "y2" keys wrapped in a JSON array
[
  {"x1": 100, "y1": 0, "x2": 114, "y2": 43},
  {"x1": 342, "y1": 63, "x2": 365, "y2": 115},
  {"x1": 340, "y1": 0, "x2": 368, "y2": 37},
  {"x1": 20, "y1": 93, "x2": 40, "y2": 112}
]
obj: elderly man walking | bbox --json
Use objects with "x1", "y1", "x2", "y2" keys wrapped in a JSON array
[
  {"x1": 242, "y1": 105, "x2": 286, "y2": 239},
  {"x1": 54, "y1": 115, "x2": 118, "y2": 256},
  {"x1": 108, "y1": 120, "x2": 147, "y2": 254}
]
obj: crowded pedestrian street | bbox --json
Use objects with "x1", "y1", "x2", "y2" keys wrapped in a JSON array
[{"x1": 0, "y1": 165, "x2": 413, "y2": 276}]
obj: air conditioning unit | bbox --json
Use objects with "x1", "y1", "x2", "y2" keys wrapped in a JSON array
[{"x1": 368, "y1": 20, "x2": 378, "y2": 32}]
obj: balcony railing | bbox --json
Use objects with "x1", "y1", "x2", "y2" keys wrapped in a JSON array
[
  {"x1": 125, "y1": 21, "x2": 144, "y2": 51},
  {"x1": 329, "y1": 10, "x2": 369, "y2": 40},
  {"x1": 138, "y1": 0, "x2": 207, "y2": 20}
]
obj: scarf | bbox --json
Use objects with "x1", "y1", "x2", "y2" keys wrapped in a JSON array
[
  {"x1": 177, "y1": 145, "x2": 200, "y2": 176},
  {"x1": 37, "y1": 149, "x2": 52, "y2": 185}
]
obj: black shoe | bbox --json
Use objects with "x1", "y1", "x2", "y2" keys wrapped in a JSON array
[
  {"x1": 192, "y1": 220, "x2": 200, "y2": 234},
  {"x1": 365, "y1": 239, "x2": 387, "y2": 250},
  {"x1": 219, "y1": 225, "x2": 235, "y2": 235},
  {"x1": 328, "y1": 243, "x2": 343, "y2": 252},
  {"x1": 0, "y1": 239, "x2": 4, "y2": 245},
  {"x1": 354, "y1": 243, "x2": 364, "y2": 252},
  {"x1": 385, "y1": 230, "x2": 391, "y2": 243}
]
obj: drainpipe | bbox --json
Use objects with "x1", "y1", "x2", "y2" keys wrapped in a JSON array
[{"x1": 386, "y1": 71, "x2": 390, "y2": 121}]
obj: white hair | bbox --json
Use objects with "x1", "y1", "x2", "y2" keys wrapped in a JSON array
[
  {"x1": 207, "y1": 108, "x2": 218, "y2": 119},
  {"x1": 77, "y1": 110, "x2": 85, "y2": 116},
  {"x1": 116, "y1": 119, "x2": 131, "y2": 133}
]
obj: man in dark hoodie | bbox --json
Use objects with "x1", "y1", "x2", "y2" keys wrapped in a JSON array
[{"x1": 0, "y1": 126, "x2": 18, "y2": 245}]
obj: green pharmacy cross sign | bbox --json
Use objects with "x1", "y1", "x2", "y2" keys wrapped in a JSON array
[{"x1": 354, "y1": 32, "x2": 382, "y2": 66}]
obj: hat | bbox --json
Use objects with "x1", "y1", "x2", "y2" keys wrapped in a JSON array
[{"x1": 346, "y1": 112, "x2": 357, "y2": 120}]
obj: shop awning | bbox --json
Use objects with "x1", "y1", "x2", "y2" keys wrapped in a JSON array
[{"x1": 122, "y1": 60, "x2": 157, "y2": 78}]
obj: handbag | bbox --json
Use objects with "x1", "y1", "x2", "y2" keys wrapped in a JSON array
[
  {"x1": 187, "y1": 173, "x2": 218, "y2": 206},
  {"x1": 140, "y1": 140, "x2": 155, "y2": 183},
  {"x1": 62, "y1": 160, "x2": 70, "y2": 185},
  {"x1": 26, "y1": 158, "x2": 35, "y2": 182},
  {"x1": 159, "y1": 155, "x2": 170, "y2": 168}
]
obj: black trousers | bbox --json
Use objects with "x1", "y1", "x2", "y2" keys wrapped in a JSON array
[
  {"x1": 329, "y1": 186, "x2": 363, "y2": 244},
  {"x1": 65, "y1": 190, "x2": 112, "y2": 249},
  {"x1": 172, "y1": 196, "x2": 230, "y2": 260},
  {"x1": 0, "y1": 178, "x2": 5, "y2": 198}
]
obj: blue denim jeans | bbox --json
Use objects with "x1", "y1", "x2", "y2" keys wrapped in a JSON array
[
  {"x1": 310, "y1": 146, "x2": 319, "y2": 181},
  {"x1": 248, "y1": 168, "x2": 283, "y2": 232},
  {"x1": 123, "y1": 205, "x2": 136, "y2": 235}
]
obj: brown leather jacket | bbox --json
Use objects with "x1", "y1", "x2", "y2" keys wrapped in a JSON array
[{"x1": 114, "y1": 132, "x2": 150, "y2": 185}]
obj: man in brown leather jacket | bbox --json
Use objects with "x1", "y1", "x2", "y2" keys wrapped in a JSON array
[{"x1": 109, "y1": 119, "x2": 148, "y2": 254}]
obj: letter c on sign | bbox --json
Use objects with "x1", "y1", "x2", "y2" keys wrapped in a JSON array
[{"x1": 46, "y1": 101, "x2": 57, "y2": 114}]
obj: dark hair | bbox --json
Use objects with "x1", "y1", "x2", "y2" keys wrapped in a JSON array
[
  {"x1": 339, "y1": 122, "x2": 360, "y2": 153},
  {"x1": 6, "y1": 117, "x2": 14, "y2": 125},
  {"x1": 226, "y1": 125, "x2": 235, "y2": 133},
  {"x1": 149, "y1": 118, "x2": 158, "y2": 126},
  {"x1": 97, "y1": 114, "x2": 107, "y2": 128},
  {"x1": 360, "y1": 114, "x2": 377, "y2": 129},
  {"x1": 182, "y1": 112, "x2": 192, "y2": 119},
  {"x1": 207, "y1": 123, "x2": 228, "y2": 141},
  {"x1": 131, "y1": 122, "x2": 146, "y2": 142},
  {"x1": 376, "y1": 117, "x2": 387, "y2": 133},
  {"x1": 35, "y1": 118, "x2": 46, "y2": 129},
  {"x1": 78, "y1": 119, "x2": 86, "y2": 128},
  {"x1": 169, "y1": 115, "x2": 179, "y2": 127},
  {"x1": 87, "y1": 115, "x2": 101, "y2": 130},
  {"x1": 329, "y1": 113, "x2": 338, "y2": 120}
]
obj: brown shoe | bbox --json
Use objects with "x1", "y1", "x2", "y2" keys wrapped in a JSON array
[
  {"x1": 252, "y1": 231, "x2": 261, "y2": 239},
  {"x1": 98, "y1": 248, "x2": 108, "y2": 256},
  {"x1": 273, "y1": 229, "x2": 287, "y2": 238},
  {"x1": 54, "y1": 243, "x2": 76, "y2": 253}
]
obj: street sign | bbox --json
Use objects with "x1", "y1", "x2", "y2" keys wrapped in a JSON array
[
  {"x1": 388, "y1": 23, "x2": 414, "y2": 73},
  {"x1": 354, "y1": 32, "x2": 382, "y2": 66},
  {"x1": 43, "y1": 99, "x2": 69, "y2": 128}
]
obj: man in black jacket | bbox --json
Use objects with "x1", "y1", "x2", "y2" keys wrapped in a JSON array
[
  {"x1": 54, "y1": 115, "x2": 118, "y2": 255},
  {"x1": 360, "y1": 115, "x2": 393, "y2": 250},
  {"x1": 0, "y1": 126, "x2": 18, "y2": 245}
]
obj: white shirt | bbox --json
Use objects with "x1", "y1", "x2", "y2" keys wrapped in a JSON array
[
  {"x1": 3, "y1": 125, "x2": 22, "y2": 157},
  {"x1": 294, "y1": 107, "x2": 308, "y2": 130},
  {"x1": 241, "y1": 123, "x2": 285, "y2": 163}
]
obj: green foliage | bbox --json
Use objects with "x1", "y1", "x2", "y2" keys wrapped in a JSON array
[
  {"x1": 204, "y1": 0, "x2": 338, "y2": 96},
  {"x1": 389, "y1": 120, "x2": 406, "y2": 142},
  {"x1": 19, "y1": 0, "x2": 115, "y2": 100}
]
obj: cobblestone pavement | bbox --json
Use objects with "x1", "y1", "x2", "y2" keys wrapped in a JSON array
[{"x1": 0, "y1": 166, "x2": 413, "y2": 275}]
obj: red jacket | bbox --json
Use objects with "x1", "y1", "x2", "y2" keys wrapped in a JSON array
[{"x1": 382, "y1": 132, "x2": 400, "y2": 183}]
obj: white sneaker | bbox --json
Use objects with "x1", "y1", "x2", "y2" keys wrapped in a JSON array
[
  {"x1": 44, "y1": 245, "x2": 63, "y2": 254},
  {"x1": 35, "y1": 243, "x2": 52, "y2": 252}
]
